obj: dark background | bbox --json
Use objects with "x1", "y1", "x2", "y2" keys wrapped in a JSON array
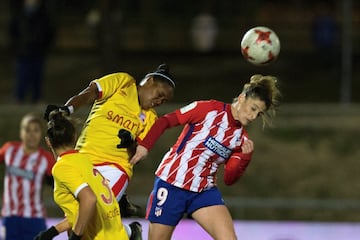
[{"x1": 0, "y1": 0, "x2": 359, "y2": 104}]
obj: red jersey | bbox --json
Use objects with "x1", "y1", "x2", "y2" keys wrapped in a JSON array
[
  {"x1": 0, "y1": 142, "x2": 55, "y2": 218},
  {"x1": 149, "y1": 100, "x2": 250, "y2": 192}
]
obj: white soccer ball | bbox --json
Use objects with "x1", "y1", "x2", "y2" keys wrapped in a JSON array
[{"x1": 241, "y1": 26, "x2": 280, "y2": 66}]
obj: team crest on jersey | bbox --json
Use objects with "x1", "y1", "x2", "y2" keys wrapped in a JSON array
[
  {"x1": 204, "y1": 136, "x2": 232, "y2": 159},
  {"x1": 139, "y1": 112, "x2": 146, "y2": 122},
  {"x1": 236, "y1": 135, "x2": 247, "y2": 147},
  {"x1": 235, "y1": 136, "x2": 243, "y2": 147},
  {"x1": 155, "y1": 206, "x2": 162, "y2": 217}
]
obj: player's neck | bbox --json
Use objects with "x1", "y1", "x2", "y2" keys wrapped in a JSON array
[
  {"x1": 22, "y1": 145, "x2": 39, "y2": 155},
  {"x1": 56, "y1": 146, "x2": 75, "y2": 157}
]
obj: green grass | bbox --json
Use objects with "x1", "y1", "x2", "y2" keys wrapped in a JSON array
[{"x1": 0, "y1": 104, "x2": 360, "y2": 221}]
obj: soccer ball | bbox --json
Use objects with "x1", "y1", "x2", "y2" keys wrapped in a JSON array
[{"x1": 241, "y1": 26, "x2": 280, "y2": 66}]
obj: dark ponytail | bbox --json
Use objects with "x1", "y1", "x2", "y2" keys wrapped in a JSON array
[
  {"x1": 144, "y1": 63, "x2": 176, "y2": 88},
  {"x1": 46, "y1": 111, "x2": 76, "y2": 149}
]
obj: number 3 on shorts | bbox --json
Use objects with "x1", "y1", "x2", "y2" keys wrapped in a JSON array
[
  {"x1": 157, "y1": 187, "x2": 168, "y2": 206},
  {"x1": 93, "y1": 168, "x2": 113, "y2": 204}
]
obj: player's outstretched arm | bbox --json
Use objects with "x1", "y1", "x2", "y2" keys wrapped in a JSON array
[
  {"x1": 129, "y1": 112, "x2": 180, "y2": 166},
  {"x1": 44, "y1": 83, "x2": 99, "y2": 121},
  {"x1": 64, "y1": 82, "x2": 99, "y2": 111}
]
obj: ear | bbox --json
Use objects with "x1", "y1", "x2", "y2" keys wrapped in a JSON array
[{"x1": 238, "y1": 93, "x2": 246, "y2": 102}]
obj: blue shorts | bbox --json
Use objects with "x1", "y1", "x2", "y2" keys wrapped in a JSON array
[
  {"x1": 146, "y1": 177, "x2": 224, "y2": 226},
  {"x1": 2, "y1": 216, "x2": 47, "y2": 240}
]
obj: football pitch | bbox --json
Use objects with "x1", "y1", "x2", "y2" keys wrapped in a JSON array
[{"x1": 47, "y1": 218, "x2": 360, "y2": 240}]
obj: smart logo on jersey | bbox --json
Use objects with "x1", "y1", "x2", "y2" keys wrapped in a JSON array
[
  {"x1": 106, "y1": 110, "x2": 139, "y2": 132},
  {"x1": 204, "y1": 136, "x2": 232, "y2": 159}
]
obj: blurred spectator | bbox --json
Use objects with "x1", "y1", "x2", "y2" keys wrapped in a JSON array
[
  {"x1": 311, "y1": 2, "x2": 339, "y2": 68},
  {"x1": 8, "y1": 0, "x2": 56, "y2": 104},
  {"x1": 190, "y1": 12, "x2": 218, "y2": 53},
  {"x1": 86, "y1": 7, "x2": 102, "y2": 46},
  {"x1": 0, "y1": 113, "x2": 56, "y2": 240}
]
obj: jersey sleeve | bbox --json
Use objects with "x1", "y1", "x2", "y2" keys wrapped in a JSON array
[
  {"x1": 93, "y1": 72, "x2": 136, "y2": 100},
  {"x1": 223, "y1": 131, "x2": 253, "y2": 185},
  {"x1": 52, "y1": 162, "x2": 88, "y2": 198},
  {"x1": 0, "y1": 142, "x2": 12, "y2": 163},
  {"x1": 0, "y1": 143, "x2": 9, "y2": 162},
  {"x1": 223, "y1": 151, "x2": 252, "y2": 185},
  {"x1": 175, "y1": 100, "x2": 216, "y2": 124},
  {"x1": 138, "y1": 111, "x2": 180, "y2": 150}
]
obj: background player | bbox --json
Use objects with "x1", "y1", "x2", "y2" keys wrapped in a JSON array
[
  {"x1": 34, "y1": 111, "x2": 128, "y2": 239},
  {"x1": 130, "y1": 74, "x2": 281, "y2": 240},
  {"x1": 0, "y1": 113, "x2": 55, "y2": 240},
  {"x1": 44, "y1": 63, "x2": 176, "y2": 240}
]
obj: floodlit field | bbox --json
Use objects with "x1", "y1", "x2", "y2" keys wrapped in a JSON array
[
  {"x1": 0, "y1": 104, "x2": 359, "y2": 222},
  {"x1": 39, "y1": 218, "x2": 360, "y2": 240}
]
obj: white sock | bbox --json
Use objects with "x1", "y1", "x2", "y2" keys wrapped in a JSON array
[{"x1": 124, "y1": 224, "x2": 132, "y2": 237}]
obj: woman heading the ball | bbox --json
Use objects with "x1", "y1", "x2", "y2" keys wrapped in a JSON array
[{"x1": 130, "y1": 74, "x2": 281, "y2": 240}]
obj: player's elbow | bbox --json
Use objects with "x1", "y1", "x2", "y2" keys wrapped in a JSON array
[
  {"x1": 223, "y1": 173, "x2": 241, "y2": 186},
  {"x1": 224, "y1": 178, "x2": 234, "y2": 186}
]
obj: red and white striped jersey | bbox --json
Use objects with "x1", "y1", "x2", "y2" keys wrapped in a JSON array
[
  {"x1": 156, "y1": 100, "x2": 248, "y2": 192},
  {"x1": 0, "y1": 142, "x2": 55, "y2": 218}
]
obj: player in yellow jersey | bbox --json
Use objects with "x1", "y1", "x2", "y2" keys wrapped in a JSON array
[
  {"x1": 44, "y1": 64, "x2": 176, "y2": 240},
  {"x1": 34, "y1": 111, "x2": 128, "y2": 240}
]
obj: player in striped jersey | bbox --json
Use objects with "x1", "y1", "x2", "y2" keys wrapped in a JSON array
[
  {"x1": 43, "y1": 64, "x2": 176, "y2": 240},
  {"x1": 34, "y1": 111, "x2": 128, "y2": 239},
  {"x1": 0, "y1": 113, "x2": 56, "y2": 240},
  {"x1": 130, "y1": 74, "x2": 281, "y2": 240}
]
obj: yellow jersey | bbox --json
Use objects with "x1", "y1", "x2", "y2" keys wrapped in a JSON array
[
  {"x1": 52, "y1": 150, "x2": 128, "y2": 240},
  {"x1": 76, "y1": 73, "x2": 157, "y2": 178}
]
